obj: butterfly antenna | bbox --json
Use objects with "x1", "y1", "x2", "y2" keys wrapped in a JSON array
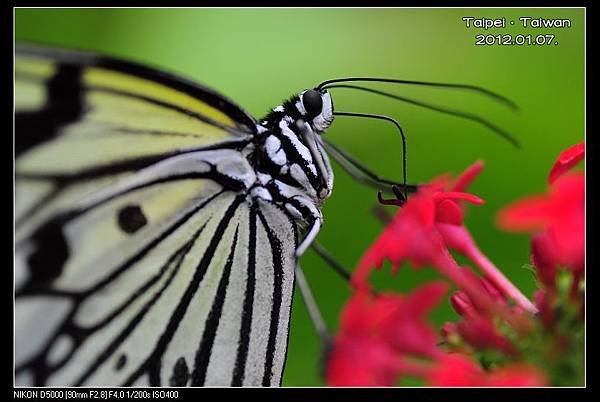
[
  {"x1": 333, "y1": 111, "x2": 408, "y2": 199},
  {"x1": 317, "y1": 77, "x2": 518, "y2": 111},
  {"x1": 325, "y1": 84, "x2": 520, "y2": 148}
]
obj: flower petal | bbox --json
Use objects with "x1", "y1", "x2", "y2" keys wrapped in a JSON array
[
  {"x1": 434, "y1": 191, "x2": 485, "y2": 206},
  {"x1": 452, "y1": 160, "x2": 485, "y2": 192},
  {"x1": 531, "y1": 233, "x2": 558, "y2": 289},
  {"x1": 436, "y1": 199, "x2": 464, "y2": 225},
  {"x1": 549, "y1": 142, "x2": 585, "y2": 184},
  {"x1": 427, "y1": 354, "x2": 483, "y2": 386},
  {"x1": 496, "y1": 195, "x2": 552, "y2": 231},
  {"x1": 450, "y1": 290, "x2": 478, "y2": 318},
  {"x1": 457, "y1": 316, "x2": 516, "y2": 355},
  {"x1": 326, "y1": 336, "x2": 402, "y2": 386}
]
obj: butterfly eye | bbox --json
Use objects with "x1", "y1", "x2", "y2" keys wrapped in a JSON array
[{"x1": 302, "y1": 89, "x2": 323, "y2": 117}]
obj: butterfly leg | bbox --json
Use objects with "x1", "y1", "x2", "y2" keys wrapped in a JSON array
[
  {"x1": 285, "y1": 194, "x2": 323, "y2": 257},
  {"x1": 295, "y1": 263, "x2": 335, "y2": 381},
  {"x1": 268, "y1": 186, "x2": 323, "y2": 258},
  {"x1": 295, "y1": 263, "x2": 330, "y2": 342},
  {"x1": 322, "y1": 138, "x2": 418, "y2": 194},
  {"x1": 310, "y1": 242, "x2": 351, "y2": 282},
  {"x1": 257, "y1": 177, "x2": 323, "y2": 257},
  {"x1": 296, "y1": 218, "x2": 321, "y2": 257}
]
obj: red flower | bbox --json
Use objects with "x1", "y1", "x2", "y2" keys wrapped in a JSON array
[
  {"x1": 450, "y1": 290, "x2": 478, "y2": 318},
  {"x1": 450, "y1": 276, "x2": 508, "y2": 318},
  {"x1": 354, "y1": 163, "x2": 483, "y2": 285},
  {"x1": 428, "y1": 354, "x2": 547, "y2": 386},
  {"x1": 326, "y1": 336, "x2": 402, "y2": 386},
  {"x1": 380, "y1": 282, "x2": 448, "y2": 358},
  {"x1": 326, "y1": 282, "x2": 448, "y2": 386},
  {"x1": 326, "y1": 289, "x2": 402, "y2": 386},
  {"x1": 356, "y1": 161, "x2": 536, "y2": 315},
  {"x1": 449, "y1": 285, "x2": 517, "y2": 355},
  {"x1": 498, "y1": 147, "x2": 584, "y2": 274},
  {"x1": 456, "y1": 316, "x2": 516, "y2": 355},
  {"x1": 531, "y1": 232, "x2": 559, "y2": 289},
  {"x1": 427, "y1": 354, "x2": 483, "y2": 386},
  {"x1": 329, "y1": 148, "x2": 584, "y2": 387},
  {"x1": 355, "y1": 186, "x2": 479, "y2": 280}
]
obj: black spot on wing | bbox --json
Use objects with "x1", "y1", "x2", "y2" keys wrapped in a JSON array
[
  {"x1": 117, "y1": 204, "x2": 148, "y2": 234},
  {"x1": 26, "y1": 219, "x2": 69, "y2": 287},
  {"x1": 170, "y1": 357, "x2": 189, "y2": 386},
  {"x1": 16, "y1": 64, "x2": 84, "y2": 157},
  {"x1": 115, "y1": 354, "x2": 127, "y2": 371}
]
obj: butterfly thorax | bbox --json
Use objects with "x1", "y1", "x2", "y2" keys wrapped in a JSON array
[
  {"x1": 246, "y1": 90, "x2": 334, "y2": 227},
  {"x1": 257, "y1": 90, "x2": 334, "y2": 201}
]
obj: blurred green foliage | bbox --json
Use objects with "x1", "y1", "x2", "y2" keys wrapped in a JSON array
[{"x1": 15, "y1": 8, "x2": 584, "y2": 386}]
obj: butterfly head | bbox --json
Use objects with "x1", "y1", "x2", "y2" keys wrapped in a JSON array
[{"x1": 295, "y1": 89, "x2": 334, "y2": 133}]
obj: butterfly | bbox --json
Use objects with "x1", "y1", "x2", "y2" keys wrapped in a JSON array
[{"x1": 14, "y1": 44, "x2": 516, "y2": 387}]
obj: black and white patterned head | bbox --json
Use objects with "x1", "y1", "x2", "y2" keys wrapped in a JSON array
[{"x1": 294, "y1": 89, "x2": 334, "y2": 132}]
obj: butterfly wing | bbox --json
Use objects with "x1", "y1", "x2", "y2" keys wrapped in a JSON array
[
  {"x1": 15, "y1": 46, "x2": 297, "y2": 386},
  {"x1": 16, "y1": 45, "x2": 254, "y2": 240}
]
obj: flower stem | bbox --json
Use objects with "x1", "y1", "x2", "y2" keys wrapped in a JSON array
[
  {"x1": 466, "y1": 244, "x2": 538, "y2": 314},
  {"x1": 437, "y1": 223, "x2": 537, "y2": 314},
  {"x1": 433, "y1": 250, "x2": 531, "y2": 331}
]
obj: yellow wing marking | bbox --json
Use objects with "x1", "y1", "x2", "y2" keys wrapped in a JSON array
[
  {"x1": 84, "y1": 67, "x2": 237, "y2": 129},
  {"x1": 15, "y1": 57, "x2": 56, "y2": 79},
  {"x1": 15, "y1": 57, "x2": 56, "y2": 111}
]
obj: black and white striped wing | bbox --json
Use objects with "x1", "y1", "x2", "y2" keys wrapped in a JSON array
[
  {"x1": 16, "y1": 189, "x2": 297, "y2": 386},
  {"x1": 15, "y1": 46, "x2": 298, "y2": 386},
  {"x1": 15, "y1": 45, "x2": 255, "y2": 243}
]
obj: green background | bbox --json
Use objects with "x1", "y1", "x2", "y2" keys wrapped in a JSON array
[{"x1": 15, "y1": 8, "x2": 585, "y2": 386}]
